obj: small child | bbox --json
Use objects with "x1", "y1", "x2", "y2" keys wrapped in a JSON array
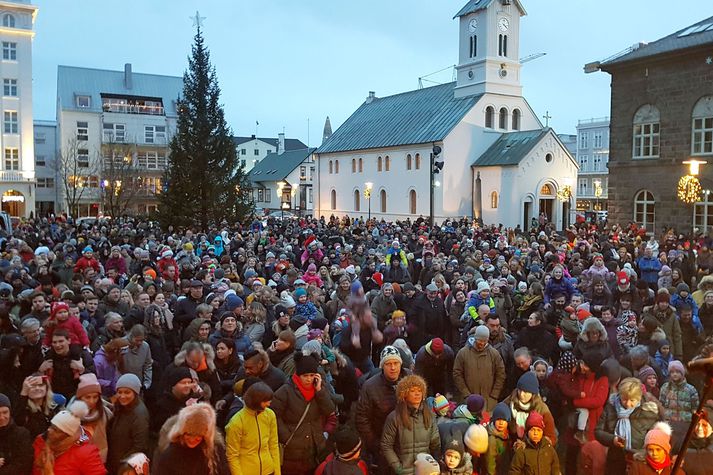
[
  {"x1": 302, "y1": 263, "x2": 324, "y2": 288},
  {"x1": 629, "y1": 423, "x2": 673, "y2": 474},
  {"x1": 659, "y1": 360, "x2": 700, "y2": 423},
  {"x1": 428, "y1": 393, "x2": 452, "y2": 426},
  {"x1": 532, "y1": 359, "x2": 552, "y2": 404},
  {"x1": 294, "y1": 287, "x2": 318, "y2": 322},
  {"x1": 484, "y1": 402, "x2": 512, "y2": 475},
  {"x1": 654, "y1": 340, "x2": 673, "y2": 381},
  {"x1": 638, "y1": 365, "x2": 660, "y2": 398},
  {"x1": 658, "y1": 265, "x2": 672, "y2": 291},
  {"x1": 452, "y1": 394, "x2": 488, "y2": 426},
  {"x1": 558, "y1": 306, "x2": 582, "y2": 347},
  {"x1": 616, "y1": 312, "x2": 639, "y2": 354},
  {"x1": 463, "y1": 424, "x2": 489, "y2": 472},
  {"x1": 383, "y1": 309, "x2": 408, "y2": 345},
  {"x1": 307, "y1": 329, "x2": 335, "y2": 365},
  {"x1": 510, "y1": 411, "x2": 560, "y2": 475},
  {"x1": 413, "y1": 453, "x2": 440, "y2": 475},
  {"x1": 440, "y1": 437, "x2": 473, "y2": 475},
  {"x1": 42, "y1": 301, "x2": 90, "y2": 348}
]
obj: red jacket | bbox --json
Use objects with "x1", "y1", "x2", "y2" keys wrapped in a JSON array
[
  {"x1": 560, "y1": 369, "x2": 609, "y2": 440},
  {"x1": 43, "y1": 317, "x2": 90, "y2": 347},
  {"x1": 74, "y1": 256, "x2": 101, "y2": 274},
  {"x1": 32, "y1": 434, "x2": 106, "y2": 475},
  {"x1": 314, "y1": 453, "x2": 368, "y2": 475}
]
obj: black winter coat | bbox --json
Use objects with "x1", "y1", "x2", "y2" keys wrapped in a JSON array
[
  {"x1": 408, "y1": 294, "x2": 446, "y2": 352},
  {"x1": 107, "y1": 398, "x2": 150, "y2": 473},
  {"x1": 355, "y1": 369, "x2": 408, "y2": 453},
  {"x1": 0, "y1": 421, "x2": 33, "y2": 475}
]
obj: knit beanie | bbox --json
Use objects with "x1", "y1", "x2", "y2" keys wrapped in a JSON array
[
  {"x1": 463, "y1": 424, "x2": 488, "y2": 454},
  {"x1": 280, "y1": 291, "x2": 296, "y2": 308},
  {"x1": 224, "y1": 294, "x2": 244, "y2": 312},
  {"x1": 311, "y1": 316, "x2": 329, "y2": 331},
  {"x1": 668, "y1": 360, "x2": 686, "y2": 376},
  {"x1": 414, "y1": 453, "x2": 441, "y2": 475},
  {"x1": 307, "y1": 263, "x2": 317, "y2": 272},
  {"x1": 51, "y1": 400, "x2": 89, "y2": 436},
  {"x1": 165, "y1": 366, "x2": 193, "y2": 389},
  {"x1": 302, "y1": 340, "x2": 323, "y2": 358},
  {"x1": 429, "y1": 338, "x2": 444, "y2": 354},
  {"x1": 116, "y1": 373, "x2": 142, "y2": 395},
  {"x1": 334, "y1": 428, "x2": 362, "y2": 459},
  {"x1": 526, "y1": 411, "x2": 545, "y2": 430},
  {"x1": 294, "y1": 287, "x2": 307, "y2": 298},
  {"x1": 444, "y1": 436, "x2": 465, "y2": 458},
  {"x1": 76, "y1": 373, "x2": 102, "y2": 399},
  {"x1": 474, "y1": 325, "x2": 490, "y2": 341},
  {"x1": 0, "y1": 393, "x2": 10, "y2": 411},
  {"x1": 645, "y1": 422, "x2": 672, "y2": 453},
  {"x1": 638, "y1": 365, "x2": 656, "y2": 383},
  {"x1": 517, "y1": 371, "x2": 540, "y2": 395},
  {"x1": 466, "y1": 394, "x2": 485, "y2": 414},
  {"x1": 294, "y1": 352, "x2": 320, "y2": 375},
  {"x1": 432, "y1": 393, "x2": 450, "y2": 416},
  {"x1": 50, "y1": 301, "x2": 69, "y2": 319},
  {"x1": 307, "y1": 329, "x2": 323, "y2": 341},
  {"x1": 380, "y1": 345, "x2": 403, "y2": 368},
  {"x1": 492, "y1": 402, "x2": 512, "y2": 422}
]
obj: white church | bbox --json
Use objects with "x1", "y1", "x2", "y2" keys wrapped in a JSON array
[{"x1": 314, "y1": 0, "x2": 578, "y2": 229}]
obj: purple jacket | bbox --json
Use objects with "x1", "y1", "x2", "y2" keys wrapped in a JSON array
[{"x1": 93, "y1": 348, "x2": 120, "y2": 397}]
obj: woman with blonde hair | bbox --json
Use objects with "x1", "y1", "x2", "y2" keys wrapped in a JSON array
[
  {"x1": 154, "y1": 402, "x2": 227, "y2": 475},
  {"x1": 243, "y1": 301, "x2": 266, "y2": 344},
  {"x1": 16, "y1": 373, "x2": 63, "y2": 438},
  {"x1": 381, "y1": 374, "x2": 441, "y2": 475}
]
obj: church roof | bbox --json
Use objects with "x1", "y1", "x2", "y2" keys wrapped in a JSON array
[
  {"x1": 454, "y1": 0, "x2": 526, "y2": 19},
  {"x1": 232, "y1": 136, "x2": 307, "y2": 150},
  {"x1": 316, "y1": 82, "x2": 482, "y2": 154},
  {"x1": 474, "y1": 128, "x2": 551, "y2": 167},
  {"x1": 601, "y1": 15, "x2": 713, "y2": 68},
  {"x1": 249, "y1": 148, "x2": 316, "y2": 183}
]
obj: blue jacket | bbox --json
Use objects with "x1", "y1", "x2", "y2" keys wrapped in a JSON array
[
  {"x1": 637, "y1": 256, "x2": 662, "y2": 284},
  {"x1": 544, "y1": 277, "x2": 576, "y2": 304},
  {"x1": 670, "y1": 293, "x2": 704, "y2": 332}
]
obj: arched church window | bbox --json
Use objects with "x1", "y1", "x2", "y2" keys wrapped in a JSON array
[{"x1": 485, "y1": 107, "x2": 494, "y2": 129}]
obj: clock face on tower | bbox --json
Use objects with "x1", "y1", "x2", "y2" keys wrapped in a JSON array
[
  {"x1": 468, "y1": 18, "x2": 478, "y2": 32},
  {"x1": 498, "y1": 17, "x2": 510, "y2": 32}
]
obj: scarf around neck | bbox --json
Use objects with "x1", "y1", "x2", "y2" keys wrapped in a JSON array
[
  {"x1": 292, "y1": 373, "x2": 316, "y2": 402},
  {"x1": 614, "y1": 394, "x2": 639, "y2": 450},
  {"x1": 511, "y1": 397, "x2": 532, "y2": 439},
  {"x1": 646, "y1": 452, "x2": 671, "y2": 472}
]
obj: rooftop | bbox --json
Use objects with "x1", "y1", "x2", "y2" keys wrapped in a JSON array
[
  {"x1": 249, "y1": 148, "x2": 316, "y2": 183},
  {"x1": 474, "y1": 128, "x2": 551, "y2": 167},
  {"x1": 232, "y1": 136, "x2": 307, "y2": 151}
]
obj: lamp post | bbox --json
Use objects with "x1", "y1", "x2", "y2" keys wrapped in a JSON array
[
  {"x1": 430, "y1": 145, "x2": 443, "y2": 227},
  {"x1": 593, "y1": 179, "x2": 602, "y2": 211},
  {"x1": 364, "y1": 182, "x2": 373, "y2": 221},
  {"x1": 291, "y1": 182, "x2": 298, "y2": 216}
]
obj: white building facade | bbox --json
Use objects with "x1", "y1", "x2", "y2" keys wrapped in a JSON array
[
  {"x1": 0, "y1": 0, "x2": 37, "y2": 218},
  {"x1": 575, "y1": 117, "x2": 609, "y2": 212},
  {"x1": 315, "y1": 0, "x2": 578, "y2": 229},
  {"x1": 249, "y1": 147, "x2": 316, "y2": 216},
  {"x1": 234, "y1": 134, "x2": 307, "y2": 172},
  {"x1": 33, "y1": 119, "x2": 58, "y2": 215}
]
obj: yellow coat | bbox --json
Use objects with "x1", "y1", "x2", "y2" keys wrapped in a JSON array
[{"x1": 225, "y1": 406, "x2": 281, "y2": 475}]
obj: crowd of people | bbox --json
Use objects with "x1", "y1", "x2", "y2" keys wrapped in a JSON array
[{"x1": 1, "y1": 214, "x2": 713, "y2": 474}]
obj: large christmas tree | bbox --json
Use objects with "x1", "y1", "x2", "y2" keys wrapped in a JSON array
[{"x1": 159, "y1": 26, "x2": 252, "y2": 230}]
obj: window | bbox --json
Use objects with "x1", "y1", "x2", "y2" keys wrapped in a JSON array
[
  {"x1": 578, "y1": 178, "x2": 588, "y2": 195},
  {"x1": 77, "y1": 149, "x2": 89, "y2": 168},
  {"x1": 144, "y1": 125, "x2": 166, "y2": 144},
  {"x1": 385, "y1": 156, "x2": 390, "y2": 171},
  {"x1": 579, "y1": 155, "x2": 588, "y2": 171},
  {"x1": 3, "y1": 79, "x2": 17, "y2": 97},
  {"x1": 308, "y1": 188, "x2": 313, "y2": 204},
  {"x1": 358, "y1": 158, "x2": 363, "y2": 172},
  {"x1": 512, "y1": 109, "x2": 521, "y2": 130},
  {"x1": 498, "y1": 34, "x2": 508, "y2": 56},
  {"x1": 545, "y1": 153, "x2": 553, "y2": 163},
  {"x1": 469, "y1": 35, "x2": 477, "y2": 58},
  {"x1": 2, "y1": 42, "x2": 17, "y2": 61},
  {"x1": 137, "y1": 152, "x2": 167, "y2": 169},
  {"x1": 354, "y1": 189, "x2": 360, "y2": 212},
  {"x1": 692, "y1": 96, "x2": 713, "y2": 155},
  {"x1": 265, "y1": 189, "x2": 271, "y2": 202},
  {"x1": 330, "y1": 189, "x2": 337, "y2": 210},
  {"x1": 540, "y1": 184, "x2": 553, "y2": 196},
  {"x1": 407, "y1": 154, "x2": 412, "y2": 170},
  {"x1": 415, "y1": 153, "x2": 421, "y2": 170},
  {"x1": 499, "y1": 108, "x2": 508, "y2": 130},
  {"x1": 101, "y1": 96, "x2": 164, "y2": 115},
  {"x1": 632, "y1": 104, "x2": 660, "y2": 158},
  {"x1": 335, "y1": 160, "x2": 339, "y2": 173},
  {"x1": 3, "y1": 111, "x2": 18, "y2": 133},
  {"x1": 485, "y1": 106, "x2": 494, "y2": 128},
  {"x1": 635, "y1": 190, "x2": 655, "y2": 232},
  {"x1": 377, "y1": 156, "x2": 382, "y2": 172},
  {"x1": 103, "y1": 123, "x2": 125, "y2": 142},
  {"x1": 352, "y1": 159, "x2": 356, "y2": 173},
  {"x1": 300, "y1": 166, "x2": 306, "y2": 180},
  {"x1": 240, "y1": 148, "x2": 246, "y2": 155},
  {"x1": 694, "y1": 192, "x2": 713, "y2": 234},
  {"x1": 491, "y1": 191, "x2": 498, "y2": 209},
  {"x1": 35, "y1": 155, "x2": 46, "y2": 167},
  {"x1": 409, "y1": 190, "x2": 417, "y2": 215},
  {"x1": 594, "y1": 131, "x2": 603, "y2": 149},
  {"x1": 329, "y1": 160, "x2": 333, "y2": 174},
  {"x1": 593, "y1": 155, "x2": 602, "y2": 171},
  {"x1": 380, "y1": 189, "x2": 387, "y2": 212},
  {"x1": 37, "y1": 178, "x2": 55, "y2": 188},
  {"x1": 4, "y1": 148, "x2": 18, "y2": 170},
  {"x1": 310, "y1": 166, "x2": 315, "y2": 180},
  {"x1": 2, "y1": 14, "x2": 15, "y2": 28},
  {"x1": 254, "y1": 149, "x2": 259, "y2": 156},
  {"x1": 76, "y1": 121, "x2": 88, "y2": 141},
  {"x1": 258, "y1": 189, "x2": 264, "y2": 202},
  {"x1": 240, "y1": 159, "x2": 246, "y2": 168},
  {"x1": 34, "y1": 134, "x2": 45, "y2": 144},
  {"x1": 579, "y1": 132, "x2": 589, "y2": 149},
  {"x1": 76, "y1": 95, "x2": 91, "y2": 108}
]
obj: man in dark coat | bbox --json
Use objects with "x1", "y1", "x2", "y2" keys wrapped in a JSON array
[
  {"x1": 414, "y1": 337, "x2": 454, "y2": 396},
  {"x1": 39, "y1": 329, "x2": 95, "y2": 399},
  {"x1": 0, "y1": 393, "x2": 33, "y2": 475},
  {"x1": 408, "y1": 283, "x2": 446, "y2": 353},
  {"x1": 173, "y1": 280, "x2": 204, "y2": 331}
]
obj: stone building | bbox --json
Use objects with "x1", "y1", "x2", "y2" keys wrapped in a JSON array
[{"x1": 594, "y1": 16, "x2": 713, "y2": 235}]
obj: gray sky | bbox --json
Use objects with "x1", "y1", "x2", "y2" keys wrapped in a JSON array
[{"x1": 31, "y1": 1, "x2": 713, "y2": 142}]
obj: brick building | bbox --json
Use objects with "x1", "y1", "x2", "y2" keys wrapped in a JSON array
[{"x1": 593, "y1": 16, "x2": 713, "y2": 236}]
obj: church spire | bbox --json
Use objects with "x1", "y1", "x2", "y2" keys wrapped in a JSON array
[{"x1": 322, "y1": 116, "x2": 333, "y2": 144}]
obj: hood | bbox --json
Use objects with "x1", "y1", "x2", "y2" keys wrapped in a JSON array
[
  {"x1": 174, "y1": 343, "x2": 216, "y2": 372},
  {"x1": 579, "y1": 317, "x2": 607, "y2": 342},
  {"x1": 452, "y1": 404, "x2": 475, "y2": 421},
  {"x1": 698, "y1": 274, "x2": 713, "y2": 290}
]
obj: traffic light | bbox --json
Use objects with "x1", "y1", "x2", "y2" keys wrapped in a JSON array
[{"x1": 432, "y1": 145, "x2": 444, "y2": 174}]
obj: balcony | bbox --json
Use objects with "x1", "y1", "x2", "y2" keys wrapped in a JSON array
[{"x1": 0, "y1": 170, "x2": 35, "y2": 182}]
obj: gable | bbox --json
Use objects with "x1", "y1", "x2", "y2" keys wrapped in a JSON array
[{"x1": 474, "y1": 128, "x2": 577, "y2": 168}]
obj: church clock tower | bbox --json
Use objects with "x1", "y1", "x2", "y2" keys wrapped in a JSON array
[{"x1": 454, "y1": 0, "x2": 526, "y2": 98}]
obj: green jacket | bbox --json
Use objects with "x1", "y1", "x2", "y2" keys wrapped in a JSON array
[
  {"x1": 484, "y1": 424, "x2": 511, "y2": 475},
  {"x1": 380, "y1": 405, "x2": 441, "y2": 475},
  {"x1": 643, "y1": 305, "x2": 682, "y2": 358},
  {"x1": 453, "y1": 342, "x2": 506, "y2": 411},
  {"x1": 508, "y1": 436, "x2": 559, "y2": 475}
]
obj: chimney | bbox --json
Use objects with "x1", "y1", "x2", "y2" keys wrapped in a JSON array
[
  {"x1": 278, "y1": 133, "x2": 285, "y2": 155},
  {"x1": 365, "y1": 91, "x2": 376, "y2": 104},
  {"x1": 124, "y1": 63, "x2": 133, "y2": 90}
]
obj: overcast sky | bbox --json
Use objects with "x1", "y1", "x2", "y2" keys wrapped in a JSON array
[{"x1": 31, "y1": 0, "x2": 713, "y2": 143}]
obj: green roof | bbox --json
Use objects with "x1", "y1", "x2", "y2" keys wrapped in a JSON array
[
  {"x1": 249, "y1": 148, "x2": 316, "y2": 183},
  {"x1": 474, "y1": 128, "x2": 551, "y2": 167},
  {"x1": 316, "y1": 82, "x2": 482, "y2": 154}
]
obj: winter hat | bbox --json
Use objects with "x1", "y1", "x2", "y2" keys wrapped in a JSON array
[
  {"x1": 50, "y1": 301, "x2": 69, "y2": 319},
  {"x1": 307, "y1": 263, "x2": 317, "y2": 272},
  {"x1": 280, "y1": 291, "x2": 296, "y2": 308},
  {"x1": 432, "y1": 393, "x2": 449, "y2": 415},
  {"x1": 426, "y1": 283, "x2": 438, "y2": 292},
  {"x1": 161, "y1": 249, "x2": 173, "y2": 259},
  {"x1": 492, "y1": 402, "x2": 512, "y2": 422},
  {"x1": 165, "y1": 366, "x2": 194, "y2": 389},
  {"x1": 83, "y1": 246, "x2": 93, "y2": 254},
  {"x1": 476, "y1": 281, "x2": 491, "y2": 293},
  {"x1": 677, "y1": 282, "x2": 691, "y2": 294},
  {"x1": 51, "y1": 400, "x2": 89, "y2": 436},
  {"x1": 117, "y1": 373, "x2": 142, "y2": 395},
  {"x1": 517, "y1": 371, "x2": 540, "y2": 395},
  {"x1": 0, "y1": 393, "x2": 10, "y2": 410},
  {"x1": 616, "y1": 271, "x2": 630, "y2": 287},
  {"x1": 582, "y1": 351, "x2": 605, "y2": 372},
  {"x1": 294, "y1": 287, "x2": 307, "y2": 298},
  {"x1": 76, "y1": 373, "x2": 102, "y2": 399},
  {"x1": 526, "y1": 411, "x2": 545, "y2": 430},
  {"x1": 302, "y1": 340, "x2": 323, "y2": 358},
  {"x1": 380, "y1": 345, "x2": 403, "y2": 368},
  {"x1": 466, "y1": 394, "x2": 485, "y2": 414},
  {"x1": 668, "y1": 360, "x2": 686, "y2": 376},
  {"x1": 645, "y1": 422, "x2": 673, "y2": 453},
  {"x1": 414, "y1": 453, "x2": 441, "y2": 475},
  {"x1": 517, "y1": 281, "x2": 528, "y2": 292},
  {"x1": 463, "y1": 424, "x2": 488, "y2": 454},
  {"x1": 170, "y1": 403, "x2": 216, "y2": 442},
  {"x1": 307, "y1": 329, "x2": 323, "y2": 341},
  {"x1": 474, "y1": 325, "x2": 490, "y2": 341},
  {"x1": 334, "y1": 427, "x2": 362, "y2": 459},
  {"x1": 372, "y1": 272, "x2": 384, "y2": 288},
  {"x1": 294, "y1": 352, "x2": 320, "y2": 375},
  {"x1": 403, "y1": 282, "x2": 416, "y2": 292},
  {"x1": 311, "y1": 316, "x2": 329, "y2": 331},
  {"x1": 224, "y1": 294, "x2": 244, "y2": 312},
  {"x1": 638, "y1": 365, "x2": 657, "y2": 383},
  {"x1": 294, "y1": 279, "x2": 306, "y2": 286},
  {"x1": 396, "y1": 375, "x2": 427, "y2": 402},
  {"x1": 429, "y1": 338, "x2": 444, "y2": 355},
  {"x1": 444, "y1": 436, "x2": 465, "y2": 458},
  {"x1": 655, "y1": 292, "x2": 670, "y2": 305}
]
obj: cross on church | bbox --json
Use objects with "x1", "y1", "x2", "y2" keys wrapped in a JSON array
[
  {"x1": 543, "y1": 111, "x2": 552, "y2": 127},
  {"x1": 190, "y1": 11, "x2": 206, "y2": 29}
]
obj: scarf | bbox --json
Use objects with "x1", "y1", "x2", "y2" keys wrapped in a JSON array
[
  {"x1": 646, "y1": 453, "x2": 671, "y2": 471},
  {"x1": 510, "y1": 398, "x2": 532, "y2": 439},
  {"x1": 292, "y1": 373, "x2": 316, "y2": 402},
  {"x1": 613, "y1": 394, "x2": 638, "y2": 450}
]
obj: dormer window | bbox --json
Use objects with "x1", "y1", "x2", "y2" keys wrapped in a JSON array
[
  {"x1": 2, "y1": 14, "x2": 15, "y2": 28},
  {"x1": 76, "y1": 95, "x2": 91, "y2": 108}
]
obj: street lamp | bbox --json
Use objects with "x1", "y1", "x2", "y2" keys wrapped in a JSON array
[
  {"x1": 593, "y1": 179, "x2": 602, "y2": 211},
  {"x1": 430, "y1": 145, "x2": 444, "y2": 226},
  {"x1": 364, "y1": 182, "x2": 373, "y2": 221},
  {"x1": 291, "y1": 182, "x2": 298, "y2": 215}
]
